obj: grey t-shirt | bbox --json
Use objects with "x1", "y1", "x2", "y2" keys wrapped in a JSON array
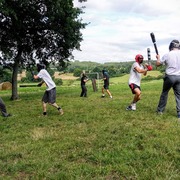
[{"x1": 160, "y1": 50, "x2": 180, "y2": 75}]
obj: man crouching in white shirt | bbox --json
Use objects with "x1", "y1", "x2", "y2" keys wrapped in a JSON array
[{"x1": 34, "y1": 63, "x2": 63, "y2": 116}]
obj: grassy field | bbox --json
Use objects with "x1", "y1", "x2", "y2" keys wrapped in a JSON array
[{"x1": 0, "y1": 75, "x2": 180, "y2": 179}]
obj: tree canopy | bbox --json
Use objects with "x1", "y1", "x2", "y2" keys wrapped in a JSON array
[{"x1": 0, "y1": 0, "x2": 87, "y2": 99}]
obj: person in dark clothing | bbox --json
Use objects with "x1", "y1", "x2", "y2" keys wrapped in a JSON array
[
  {"x1": 0, "y1": 97, "x2": 11, "y2": 117},
  {"x1": 80, "y1": 73, "x2": 88, "y2": 97},
  {"x1": 101, "y1": 70, "x2": 112, "y2": 98}
]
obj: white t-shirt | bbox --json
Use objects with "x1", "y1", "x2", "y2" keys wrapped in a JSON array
[
  {"x1": 128, "y1": 62, "x2": 144, "y2": 86},
  {"x1": 160, "y1": 50, "x2": 180, "y2": 75},
  {"x1": 37, "y1": 69, "x2": 56, "y2": 91}
]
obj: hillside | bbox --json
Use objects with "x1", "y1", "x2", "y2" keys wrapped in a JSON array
[{"x1": 60, "y1": 70, "x2": 163, "y2": 88}]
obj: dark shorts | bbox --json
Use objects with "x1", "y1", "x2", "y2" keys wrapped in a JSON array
[
  {"x1": 129, "y1": 83, "x2": 141, "y2": 94},
  {"x1": 104, "y1": 84, "x2": 109, "y2": 90},
  {"x1": 42, "y1": 88, "x2": 56, "y2": 104}
]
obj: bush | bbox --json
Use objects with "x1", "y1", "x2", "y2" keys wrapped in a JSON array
[
  {"x1": 142, "y1": 74, "x2": 164, "y2": 82},
  {"x1": 20, "y1": 77, "x2": 31, "y2": 83},
  {"x1": 54, "y1": 78, "x2": 63, "y2": 86},
  {"x1": 0, "y1": 68, "x2": 12, "y2": 83}
]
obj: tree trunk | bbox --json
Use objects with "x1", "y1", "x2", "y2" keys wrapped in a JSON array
[{"x1": 11, "y1": 52, "x2": 21, "y2": 100}]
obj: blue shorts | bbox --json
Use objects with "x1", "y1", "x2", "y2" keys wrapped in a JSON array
[{"x1": 129, "y1": 83, "x2": 141, "y2": 94}]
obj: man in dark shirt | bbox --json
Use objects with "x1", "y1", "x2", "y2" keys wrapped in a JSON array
[
  {"x1": 80, "y1": 73, "x2": 88, "y2": 97},
  {"x1": 101, "y1": 70, "x2": 112, "y2": 98}
]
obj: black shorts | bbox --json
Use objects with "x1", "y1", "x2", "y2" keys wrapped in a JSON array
[
  {"x1": 103, "y1": 84, "x2": 109, "y2": 89},
  {"x1": 129, "y1": 83, "x2": 141, "y2": 94},
  {"x1": 42, "y1": 88, "x2": 56, "y2": 104}
]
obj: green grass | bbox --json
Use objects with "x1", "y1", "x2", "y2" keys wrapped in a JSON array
[{"x1": 0, "y1": 78, "x2": 180, "y2": 179}]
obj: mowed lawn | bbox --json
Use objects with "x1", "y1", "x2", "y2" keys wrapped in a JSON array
[{"x1": 0, "y1": 74, "x2": 180, "y2": 179}]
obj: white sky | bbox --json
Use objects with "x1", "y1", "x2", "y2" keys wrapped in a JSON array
[{"x1": 72, "y1": 0, "x2": 180, "y2": 63}]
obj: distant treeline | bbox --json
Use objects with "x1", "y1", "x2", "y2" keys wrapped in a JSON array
[
  {"x1": 56, "y1": 60, "x2": 165, "y2": 77},
  {"x1": 0, "y1": 60, "x2": 165, "y2": 83}
]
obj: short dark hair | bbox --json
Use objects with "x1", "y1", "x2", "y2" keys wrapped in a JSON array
[
  {"x1": 102, "y1": 69, "x2": 107, "y2": 74},
  {"x1": 169, "y1": 40, "x2": 180, "y2": 51},
  {"x1": 37, "y1": 63, "x2": 46, "y2": 72}
]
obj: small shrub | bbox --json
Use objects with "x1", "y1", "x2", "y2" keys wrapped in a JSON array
[
  {"x1": 142, "y1": 75, "x2": 164, "y2": 82},
  {"x1": 20, "y1": 77, "x2": 31, "y2": 83},
  {"x1": 54, "y1": 78, "x2": 63, "y2": 86}
]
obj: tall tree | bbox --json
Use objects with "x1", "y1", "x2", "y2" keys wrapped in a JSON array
[{"x1": 0, "y1": 0, "x2": 87, "y2": 100}]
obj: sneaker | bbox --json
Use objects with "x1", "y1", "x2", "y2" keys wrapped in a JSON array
[
  {"x1": 110, "y1": 96, "x2": 113, "y2": 99},
  {"x1": 177, "y1": 114, "x2": 180, "y2": 119},
  {"x1": 101, "y1": 95, "x2": 105, "y2": 98},
  {"x1": 2, "y1": 113, "x2": 12, "y2": 117},
  {"x1": 157, "y1": 111, "x2": 163, "y2": 115},
  {"x1": 126, "y1": 105, "x2": 132, "y2": 111},
  {"x1": 58, "y1": 108, "x2": 64, "y2": 115},
  {"x1": 43, "y1": 112, "x2": 47, "y2": 116},
  {"x1": 131, "y1": 103, "x2": 136, "y2": 111}
]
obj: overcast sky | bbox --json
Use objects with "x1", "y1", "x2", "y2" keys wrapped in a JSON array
[{"x1": 72, "y1": 0, "x2": 180, "y2": 63}]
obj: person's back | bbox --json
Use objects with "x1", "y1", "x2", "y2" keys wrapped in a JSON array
[
  {"x1": 38, "y1": 69, "x2": 56, "y2": 90},
  {"x1": 163, "y1": 50, "x2": 180, "y2": 75},
  {"x1": 103, "y1": 72, "x2": 109, "y2": 86},
  {"x1": 156, "y1": 39, "x2": 180, "y2": 120}
]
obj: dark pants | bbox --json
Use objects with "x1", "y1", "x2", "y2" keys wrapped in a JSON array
[
  {"x1": 157, "y1": 75, "x2": 180, "y2": 114},
  {"x1": 0, "y1": 97, "x2": 8, "y2": 117},
  {"x1": 80, "y1": 85, "x2": 87, "y2": 97}
]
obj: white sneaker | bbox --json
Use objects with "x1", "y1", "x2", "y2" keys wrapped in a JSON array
[
  {"x1": 58, "y1": 108, "x2": 64, "y2": 115},
  {"x1": 110, "y1": 96, "x2": 112, "y2": 99},
  {"x1": 131, "y1": 103, "x2": 136, "y2": 111}
]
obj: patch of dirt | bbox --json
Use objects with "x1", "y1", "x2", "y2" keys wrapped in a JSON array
[{"x1": 54, "y1": 72, "x2": 78, "y2": 80}]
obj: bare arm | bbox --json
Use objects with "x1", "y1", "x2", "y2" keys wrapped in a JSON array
[{"x1": 134, "y1": 66, "x2": 147, "y2": 76}]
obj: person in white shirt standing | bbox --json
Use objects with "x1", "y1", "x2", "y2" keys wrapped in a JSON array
[
  {"x1": 126, "y1": 54, "x2": 152, "y2": 111},
  {"x1": 156, "y1": 39, "x2": 180, "y2": 119},
  {"x1": 34, "y1": 63, "x2": 63, "y2": 116}
]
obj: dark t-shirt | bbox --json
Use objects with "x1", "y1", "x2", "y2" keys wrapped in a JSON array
[
  {"x1": 103, "y1": 72, "x2": 109, "y2": 86},
  {"x1": 81, "y1": 76, "x2": 87, "y2": 86}
]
